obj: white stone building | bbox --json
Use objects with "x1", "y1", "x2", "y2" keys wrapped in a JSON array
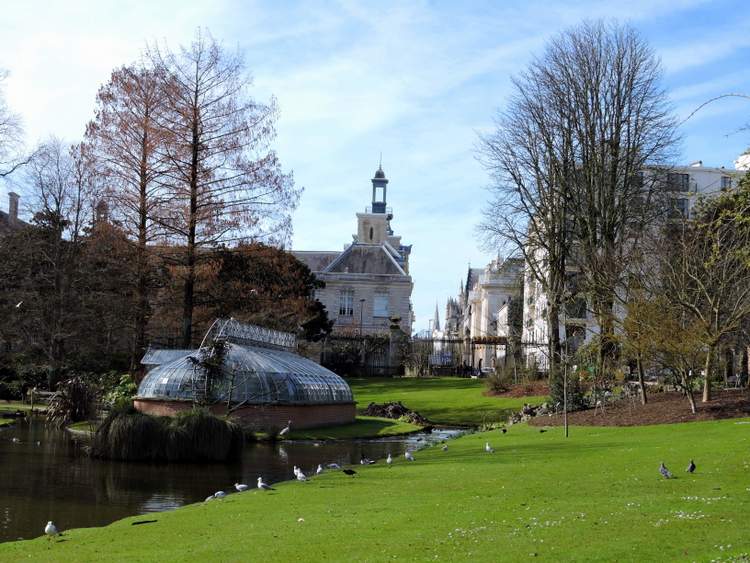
[
  {"x1": 293, "y1": 166, "x2": 413, "y2": 335},
  {"x1": 521, "y1": 162, "x2": 746, "y2": 371}
]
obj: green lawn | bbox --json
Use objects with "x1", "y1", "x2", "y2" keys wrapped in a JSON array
[
  {"x1": 287, "y1": 415, "x2": 421, "y2": 440},
  {"x1": 0, "y1": 400, "x2": 47, "y2": 413},
  {"x1": 0, "y1": 418, "x2": 14, "y2": 427},
  {"x1": 4, "y1": 418, "x2": 750, "y2": 561},
  {"x1": 349, "y1": 377, "x2": 545, "y2": 426}
]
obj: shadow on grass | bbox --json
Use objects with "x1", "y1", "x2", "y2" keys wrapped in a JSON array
[{"x1": 288, "y1": 416, "x2": 419, "y2": 441}]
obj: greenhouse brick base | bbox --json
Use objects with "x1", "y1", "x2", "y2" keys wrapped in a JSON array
[{"x1": 133, "y1": 399, "x2": 356, "y2": 431}]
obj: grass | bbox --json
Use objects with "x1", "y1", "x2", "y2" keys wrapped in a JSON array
[
  {"x1": 349, "y1": 377, "x2": 546, "y2": 426},
  {"x1": 0, "y1": 400, "x2": 46, "y2": 413},
  {"x1": 287, "y1": 415, "x2": 421, "y2": 440},
  {"x1": 0, "y1": 418, "x2": 14, "y2": 427},
  {"x1": 4, "y1": 418, "x2": 750, "y2": 561}
]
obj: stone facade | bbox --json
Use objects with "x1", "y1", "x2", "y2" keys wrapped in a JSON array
[{"x1": 293, "y1": 165, "x2": 414, "y2": 335}]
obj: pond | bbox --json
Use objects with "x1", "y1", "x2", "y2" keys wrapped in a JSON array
[{"x1": 0, "y1": 418, "x2": 463, "y2": 543}]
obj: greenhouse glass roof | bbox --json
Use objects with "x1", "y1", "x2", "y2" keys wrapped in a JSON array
[{"x1": 137, "y1": 321, "x2": 353, "y2": 405}]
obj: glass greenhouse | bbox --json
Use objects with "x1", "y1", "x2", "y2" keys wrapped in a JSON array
[{"x1": 137, "y1": 320, "x2": 354, "y2": 406}]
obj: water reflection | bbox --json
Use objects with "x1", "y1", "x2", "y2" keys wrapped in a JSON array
[{"x1": 0, "y1": 419, "x2": 462, "y2": 542}]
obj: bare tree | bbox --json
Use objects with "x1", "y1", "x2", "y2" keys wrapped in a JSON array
[
  {"x1": 148, "y1": 30, "x2": 300, "y2": 347},
  {"x1": 0, "y1": 70, "x2": 32, "y2": 179},
  {"x1": 85, "y1": 63, "x2": 171, "y2": 367}
]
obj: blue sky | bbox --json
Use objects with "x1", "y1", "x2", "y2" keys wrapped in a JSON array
[{"x1": 1, "y1": 0, "x2": 749, "y2": 331}]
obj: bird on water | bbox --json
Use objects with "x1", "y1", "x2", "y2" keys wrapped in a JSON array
[{"x1": 278, "y1": 420, "x2": 292, "y2": 437}]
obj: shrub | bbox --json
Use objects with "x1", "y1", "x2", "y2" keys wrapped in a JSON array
[
  {"x1": 102, "y1": 374, "x2": 138, "y2": 410},
  {"x1": 485, "y1": 366, "x2": 514, "y2": 394},
  {"x1": 549, "y1": 366, "x2": 586, "y2": 412},
  {"x1": 90, "y1": 407, "x2": 244, "y2": 462},
  {"x1": 46, "y1": 376, "x2": 99, "y2": 427}
]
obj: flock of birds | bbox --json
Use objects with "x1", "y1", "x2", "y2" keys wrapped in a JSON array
[{"x1": 38, "y1": 420, "x2": 701, "y2": 542}]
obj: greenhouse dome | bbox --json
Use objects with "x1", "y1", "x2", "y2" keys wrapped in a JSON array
[{"x1": 135, "y1": 319, "x2": 356, "y2": 430}]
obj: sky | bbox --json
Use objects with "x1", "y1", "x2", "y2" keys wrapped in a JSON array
[{"x1": 1, "y1": 0, "x2": 749, "y2": 331}]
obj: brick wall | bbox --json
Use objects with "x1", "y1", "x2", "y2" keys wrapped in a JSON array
[{"x1": 133, "y1": 399, "x2": 356, "y2": 432}]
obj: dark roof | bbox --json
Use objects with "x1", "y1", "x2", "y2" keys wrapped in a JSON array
[
  {"x1": 325, "y1": 243, "x2": 406, "y2": 276},
  {"x1": 374, "y1": 166, "x2": 386, "y2": 179},
  {"x1": 0, "y1": 210, "x2": 27, "y2": 234},
  {"x1": 291, "y1": 251, "x2": 341, "y2": 273}
]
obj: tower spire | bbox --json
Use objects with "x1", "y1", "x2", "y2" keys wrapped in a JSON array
[{"x1": 433, "y1": 301, "x2": 441, "y2": 332}]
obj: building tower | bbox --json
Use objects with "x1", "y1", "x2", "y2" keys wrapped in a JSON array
[
  {"x1": 433, "y1": 301, "x2": 441, "y2": 332},
  {"x1": 371, "y1": 162, "x2": 389, "y2": 214}
]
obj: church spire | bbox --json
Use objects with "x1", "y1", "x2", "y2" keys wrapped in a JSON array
[{"x1": 433, "y1": 301, "x2": 441, "y2": 332}]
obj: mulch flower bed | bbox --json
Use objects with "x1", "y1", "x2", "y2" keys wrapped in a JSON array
[{"x1": 529, "y1": 389, "x2": 750, "y2": 427}]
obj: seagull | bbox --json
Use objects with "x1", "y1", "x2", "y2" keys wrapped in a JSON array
[
  {"x1": 327, "y1": 463, "x2": 341, "y2": 470},
  {"x1": 204, "y1": 495, "x2": 214, "y2": 502},
  {"x1": 297, "y1": 470, "x2": 308, "y2": 482},
  {"x1": 257, "y1": 477, "x2": 275, "y2": 491},
  {"x1": 442, "y1": 444, "x2": 448, "y2": 452},
  {"x1": 293, "y1": 465, "x2": 300, "y2": 477},
  {"x1": 659, "y1": 462, "x2": 673, "y2": 479},
  {"x1": 405, "y1": 451, "x2": 415, "y2": 462},
  {"x1": 316, "y1": 464, "x2": 324, "y2": 475},
  {"x1": 485, "y1": 442, "x2": 494, "y2": 453},
  {"x1": 342, "y1": 469, "x2": 357, "y2": 476},
  {"x1": 386, "y1": 453, "x2": 393, "y2": 467},
  {"x1": 360, "y1": 455, "x2": 375, "y2": 465},
  {"x1": 44, "y1": 521, "x2": 58, "y2": 541},
  {"x1": 686, "y1": 460, "x2": 696, "y2": 473},
  {"x1": 234, "y1": 483, "x2": 249, "y2": 492},
  {"x1": 15, "y1": 301, "x2": 23, "y2": 309},
  {"x1": 213, "y1": 491, "x2": 227, "y2": 499},
  {"x1": 278, "y1": 420, "x2": 292, "y2": 437}
]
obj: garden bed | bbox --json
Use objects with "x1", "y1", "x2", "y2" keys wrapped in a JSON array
[
  {"x1": 483, "y1": 380, "x2": 549, "y2": 398},
  {"x1": 530, "y1": 388, "x2": 750, "y2": 427}
]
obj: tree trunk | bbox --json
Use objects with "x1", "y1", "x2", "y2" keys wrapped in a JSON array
[
  {"x1": 132, "y1": 128, "x2": 151, "y2": 370},
  {"x1": 548, "y1": 301, "x2": 562, "y2": 381},
  {"x1": 181, "y1": 102, "x2": 200, "y2": 349},
  {"x1": 636, "y1": 355, "x2": 647, "y2": 405},
  {"x1": 702, "y1": 344, "x2": 713, "y2": 403}
]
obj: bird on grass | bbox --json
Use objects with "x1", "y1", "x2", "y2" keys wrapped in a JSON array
[
  {"x1": 316, "y1": 464, "x2": 324, "y2": 475},
  {"x1": 44, "y1": 521, "x2": 58, "y2": 542},
  {"x1": 405, "y1": 451, "x2": 415, "y2": 462},
  {"x1": 659, "y1": 463, "x2": 673, "y2": 479},
  {"x1": 293, "y1": 465, "x2": 300, "y2": 477},
  {"x1": 278, "y1": 420, "x2": 292, "y2": 437},
  {"x1": 297, "y1": 469, "x2": 308, "y2": 482},
  {"x1": 442, "y1": 444, "x2": 448, "y2": 452},
  {"x1": 234, "y1": 483, "x2": 249, "y2": 492},
  {"x1": 485, "y1": 442, "x2": 494, "y2": 453},
  {"x1": 257, "y1": 477, "x2": 275, "y2": 491},
  {"x1": 327, "y1": 463, "x2": 341, "y2": 470},
  {"x1": 213, "y1": 491, "x2": 227, "y2": 499},
  {"x1": 500, "y1": 427, "x2": 507, "y2": 434},
  {"x1": 342, "y1": 469, "x2": 357, "y2": 476},
  {"x1": 686, "y1": 460, "x2": 696, "y2": 473},
  {"x1": 204, "y1": 495, "x2": 214, "y2": 502},
  {"x1": 360, "y1": 455, "x2": 375, "y2": 465},
  {"x1": 539, "y1": 429, "x2": 547, "y2": 433}
]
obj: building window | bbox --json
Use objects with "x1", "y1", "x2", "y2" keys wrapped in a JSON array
[
  {"x1": 339, "y1": 289, "x2": 354, "y2": 316},
  {"x1": 369, "y1": 226, "x2": 374, "y2": 241},
  {"x1": 667, "y1": 173, "x2": 689, "y2": 192},
  {"x1": 373, "y1": 291, "x2": 389, "y2": 318},
  {"x1": 721, "y1": 176, "x2": 732, "y2": 190}
]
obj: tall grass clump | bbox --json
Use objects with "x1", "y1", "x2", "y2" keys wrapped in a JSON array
[{"x1": 91, "y1": 406, "x2": 243, "y2": 462}]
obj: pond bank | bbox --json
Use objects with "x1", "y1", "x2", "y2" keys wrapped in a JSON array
[{"x1": 3, "y1": 418, "x2": 749, "y2": 561}]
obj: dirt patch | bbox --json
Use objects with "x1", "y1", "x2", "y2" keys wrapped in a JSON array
[
  {"x1": 362, "y1": 402, "x2": 431, "y2": 426},
  {"x1": 529, "y1": 389, "x2": 750, "y2": 427},
  {"x1": 484, "y1": 380, "x2": 550, "y2": 398}
]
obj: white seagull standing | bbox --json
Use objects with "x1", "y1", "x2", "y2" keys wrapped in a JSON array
[
  {"x1": 234, "y1": 483, "x2": 249, "y2": 492},
  {"x1": 44, "y1": 521, "x2": 58, "y2": 541},
  {"x1": 316, "y1": 464, "x2": 324, "y2": 475},
  {"x1": 278, "y1": 420, "x2": 292, "y2": 437},
  {"x1": 386, "y1": 453, "x2": 393, "y2": 467},
  {"x1": 257, "y1": 477, "x2": 275, "y2": 491},
  {"x1": 297, "y1": 469, "x2": 308, "y2": 482},
  {"x1": 485, "y1": 442, "x2": 494, "y2": 453},
  {"x1": 405, "y1": 451, "x2": 415, "y2": 462}
]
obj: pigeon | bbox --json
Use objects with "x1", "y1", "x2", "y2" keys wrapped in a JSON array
[
  {"x1": 44, "y1": 521, "x2": 58, "y2": 541},
  {"x1": 278, "y1": 420, "x2": 292, "y2": 437},
  {"x1": 686, "y1": 460, "x2": 696, "y2": 473},
  {"x1": 485, "y1": 442, "x2": 494, "y2": 453},
  {"x1": 539, "y1": 429, "x2": 547, "y2": 433},
  {"x1": 213, "y1": 491, "x2": 227, "y2": 499},
  {"x1": 405, "y1": 451, "x2": 415, "y2": 462},
  {"x1": 360, "y1": 455, "x2": 375, "y2": 465},
  {"x1": 342, "y1": 469, "x2": 357, "y2": 476},
  {"x1": 316, "y1": 464, "x2": 324, "y2": 475},
  {"x1": 327, "y1": 463, "x2": 341, "y2": 470},
  {"x1": 442, "y1": 444, "x2": 448, "y2": 452},
  {"x1": 659, "y1": 463, "x2": 673, "y2": 479},
  {"x1": 501, "y1": 427, "x2": 507, "y2": 434},
  {"x1": 234, "y1": 483, "x2": 249, "y2": 492},
  {"x1": 257, "y1": 477, "x2": 275, "y2": 491}
]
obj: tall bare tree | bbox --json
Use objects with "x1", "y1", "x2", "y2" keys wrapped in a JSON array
[
  {"x1": 0, "y1": 69, "x2": 30, "y2": 179},
  {"x1": 148, "y1": 30, "x2": 300, "y2": 347},
  {"x1": 85, "y1": 63, "x2": 171, "y2": 367},
  {"x1": 544, "y1": 22, "x2": 679, "y2": 373}
]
